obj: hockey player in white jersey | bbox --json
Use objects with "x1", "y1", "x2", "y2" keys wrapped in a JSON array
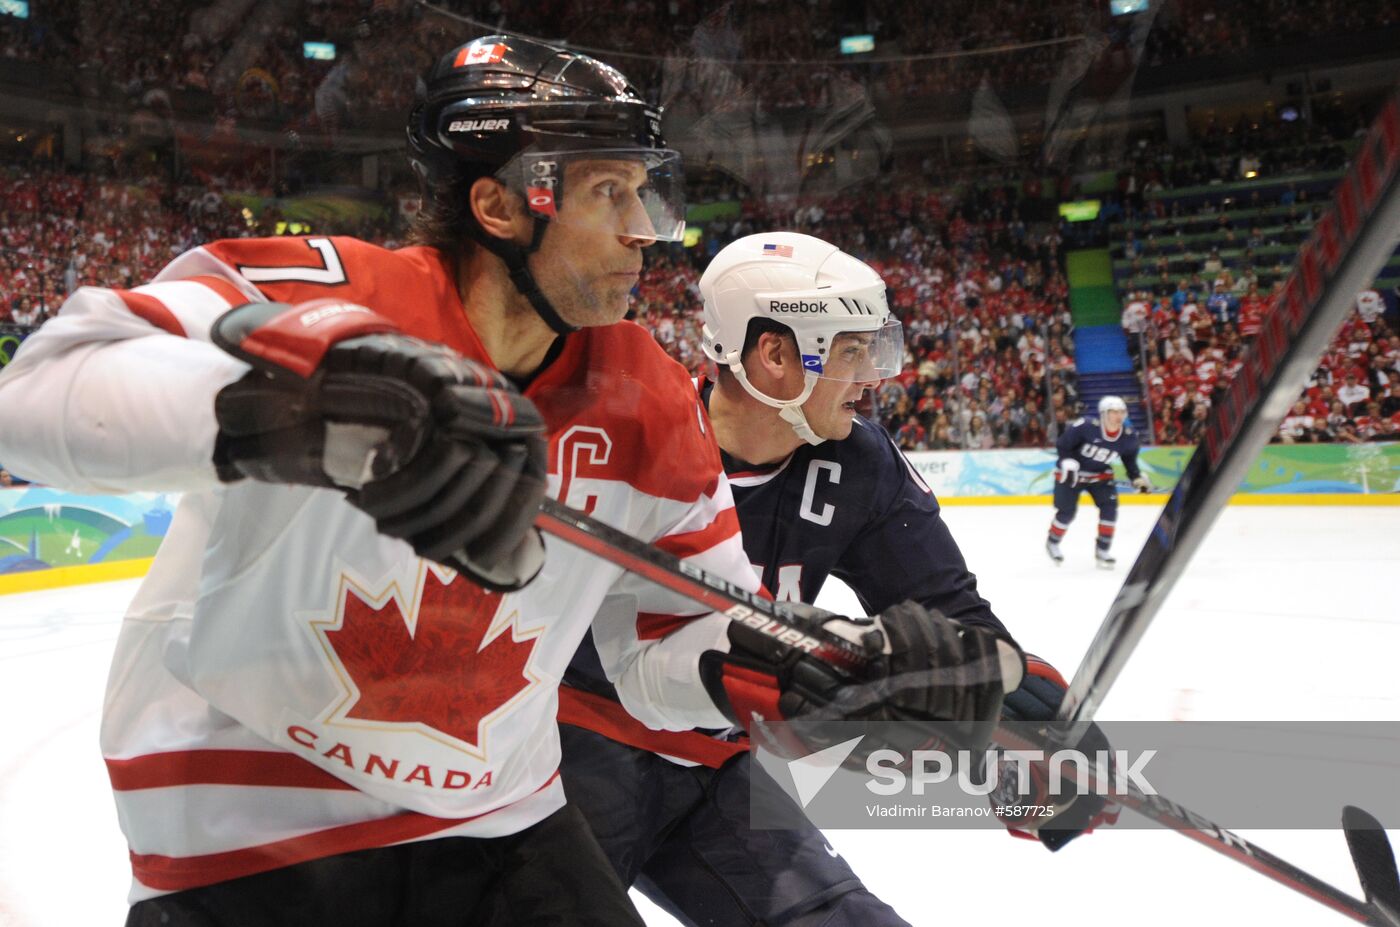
[{"x1": 0, "y1": 38, "x2": 1022, "y2": 927}]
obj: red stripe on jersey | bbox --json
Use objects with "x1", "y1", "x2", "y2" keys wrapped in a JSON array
[
  {"x1": 635, "y1": 610, "x2": 708, "y2": 641},
  {"x1": 558, "y1": 687, "x2": 745, "y2": 769},
  {"x1": 654, "y1": 507, "x2": 740, "y2": 561},
  {"x1": 115, "y1": 290, "x2": 186, "y2": 337},
  {"x1": 186, "y1": 274, "x2": 254, "y2": 309},
  {"x1": 128, "y1": 771, "x2": 560, "y2": 893},
  {"x1": 107, "y1": 750, "x2": 354, "y2": 792}
]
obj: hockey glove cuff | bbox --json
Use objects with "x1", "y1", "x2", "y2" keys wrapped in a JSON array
[
  {"x1": 990, "y1": 655, "x2": 1120, "y2": 851},
  {"x1": 211, "y1": 300, "x2": 548, "y2": 591}
]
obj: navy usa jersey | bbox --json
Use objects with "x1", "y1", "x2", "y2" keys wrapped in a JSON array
[
  {"x1": 703, "y1": 381, "x2": 1006, "y2": 636},
  {"x1": 1056, "y1": 415, "x2": 1142, "y2": 480},
  {"x1": 557, "y1": 379, "x2": 1006, "y2": 767}
]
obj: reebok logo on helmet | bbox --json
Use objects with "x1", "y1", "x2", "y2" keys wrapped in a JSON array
[{"x1": 768, "y1": 299, "x2": 828, "y2": 314}]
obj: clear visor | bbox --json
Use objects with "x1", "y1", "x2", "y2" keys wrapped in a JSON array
[
  {"x1": 803, "y1": 319, "x2": 905, "y2": 383},
  {"x1": 509, "y1": 148, "x2": 686, "y2": 242}
]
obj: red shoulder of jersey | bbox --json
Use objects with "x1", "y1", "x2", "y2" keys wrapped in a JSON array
[
  {"x1": 201, "y1": 237, "x2": 475, "y2": 352},
  {"x1": 532, "y1": 321, "x2": 722, "y2": 504}
]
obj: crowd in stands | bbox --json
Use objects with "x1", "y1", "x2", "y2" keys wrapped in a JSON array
[
  {"x1": 1122, "y1": 279, "x2": 1400, "y2": 445},
  {"x1": 9, "y1": 134, "x2": 1400, "y2": 454},
  {"x1": 0, "y1": 164, "x2": 266, "y2": 327},
  {"x1": 1108, "y1": 105, "x2": 1359, "y2": 208},
  {"x1": 4, "y1": 0, "x2": 1398, "y2": 135},
  {"x1": 1, "y1": 152, "x2": 1079, "y2": 451},
  {"x1": 1142, "y1": 0, "x2": 1399, "y2": 64},
  {"x1": 640, "y1": 180, "x2": 1080, "y2": 450},
  {"x1": 1108, "y1": 116, "x2": 1400, "y2": 446},
  {"x1": 5, "y1": 0, "x2": 1400, "y2": 457}
]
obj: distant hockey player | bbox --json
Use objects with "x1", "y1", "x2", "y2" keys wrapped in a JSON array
[
  {"x1": 1046, "y1": 395, "x2": 1152, "y2": 568},
  {"x1": 560, "y1": 233, "x2": 1107, "y2": 927},
  {"x1": 0, "y1": 40, "x2": 1019, "y2": 927}
]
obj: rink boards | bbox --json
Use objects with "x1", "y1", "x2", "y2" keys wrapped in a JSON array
[{"x1": 1, "y1": 441, "x2": 1396, "y2": 595}]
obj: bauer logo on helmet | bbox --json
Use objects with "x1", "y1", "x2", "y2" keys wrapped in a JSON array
[{"x1": 447, "y1": 118, "x2": 510, "y2": 133}]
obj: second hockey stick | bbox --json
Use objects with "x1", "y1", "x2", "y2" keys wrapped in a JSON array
[{"x1": 1053, "y1": 89, "x2": 1400, "y2": 745}]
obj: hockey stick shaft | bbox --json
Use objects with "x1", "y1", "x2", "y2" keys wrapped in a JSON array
[
  {"x1": 995, "y1": 725, "x2": 1395, "y2": 926},
  {"x1": 1052, "y1": 88, "x2": 1400, "y2": 745},
  {"x1": 535, "y1": 496, "x2": 874, "y2": 676},
  {"x1": 534, "y1": 495, "x2": 1397, "y2": 925}
]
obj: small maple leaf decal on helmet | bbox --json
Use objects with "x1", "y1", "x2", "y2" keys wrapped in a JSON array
[{"x1": 323, "y1": 570, "x2": 539, "y2": 753}]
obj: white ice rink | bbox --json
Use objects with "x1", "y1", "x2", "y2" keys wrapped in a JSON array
[{"x1": 1, "y1": 502, "x2": 1396, "y2": 926}]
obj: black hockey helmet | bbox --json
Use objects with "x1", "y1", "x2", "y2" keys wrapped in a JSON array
[{"x1": 406, "y1": 36, "x2": 684, "y2": 334}]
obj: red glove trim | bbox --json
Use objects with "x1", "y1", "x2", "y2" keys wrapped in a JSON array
[
  {"x1": 719, "y1": 662, "x2": 784, "y2": 729},
  {"x1": 1025, "y1": 655, "x2": 1069, "y2": 689},
  {"x1": 236, "y1": 300, "x2": 400, "y2": 378}
]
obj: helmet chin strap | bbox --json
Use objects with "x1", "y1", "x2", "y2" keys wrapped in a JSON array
[
  {"x1": 729, "y1": 362, "x2": 825, "y2": 446},
  {"x1": 471, "y1": 219, "x2": 579, "y2": 336}
]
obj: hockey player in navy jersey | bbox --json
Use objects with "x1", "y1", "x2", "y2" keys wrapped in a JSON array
[
  {"x1": 559, "y1": 233, "x2": 1112, "y2": 927},
  {"x1": 1046, "y1": 395, "x2": 1152, "y2": 568}
]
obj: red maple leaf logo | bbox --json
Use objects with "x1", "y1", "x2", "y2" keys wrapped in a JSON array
[{"x1": 320, "y1": 569, "x2": 540, "y2": 754}]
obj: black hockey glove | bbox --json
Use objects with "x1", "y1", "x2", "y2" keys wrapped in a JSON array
[
  {"x1": 989, "y1": 656, "x2": 1120, "y2": 851},
  {"x1": 211, "y1": 300, "x2": 548, "y2": 591},
  {"x1": 699, "y1": 600, "x2": 1025, "y2": 768}
]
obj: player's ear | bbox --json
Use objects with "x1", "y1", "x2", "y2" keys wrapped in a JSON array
[
  {"x1": 753, "y1": 330, "x2": 795, "y2": 378},
  {"x1": 469, "y1": 177, "x2": 529, "y2": 244}
]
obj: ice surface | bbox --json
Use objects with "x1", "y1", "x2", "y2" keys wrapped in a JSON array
[{"x1": 1, "y1": 503, "x2": 1396, "y2": 925}]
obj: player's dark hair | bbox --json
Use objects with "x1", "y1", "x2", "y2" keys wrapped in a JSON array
[{"x1": 406, "y1": 162, "x2": 490, "y2": 262}]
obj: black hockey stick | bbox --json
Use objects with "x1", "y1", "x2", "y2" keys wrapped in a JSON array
[
  {"x1": 994, "y1": 721, "x2": 1400, "y2": 926},
  {"x1": 1052, "y1": 88, "x2": 1400, "y2": 745},
  {"x1": 536, "y1": 496, "x2": 876, "y2": 677},
  {"x1": 1346, "y1": 807, "x2": 1400, "y2": 925},
  {"x1": 534, "y1": 495, "x2": 1400, "y2": 926}
]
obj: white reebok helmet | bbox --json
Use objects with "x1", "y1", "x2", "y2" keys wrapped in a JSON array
[
  {"x1": 699, "y1": 232, "x2": 904, "y2": 445},
  {"x1": 1098, "y1": 395, "x2": 1128, "y2": 415}
]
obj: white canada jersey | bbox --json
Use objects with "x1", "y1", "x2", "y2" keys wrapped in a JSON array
[{"x1": 0, "y1": 236, "x2": 756, "y2": 900}]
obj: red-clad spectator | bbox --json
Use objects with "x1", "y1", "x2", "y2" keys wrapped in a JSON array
[{"x1": 1238, "y1": 287, "x2": 1267, "y2": 337}]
